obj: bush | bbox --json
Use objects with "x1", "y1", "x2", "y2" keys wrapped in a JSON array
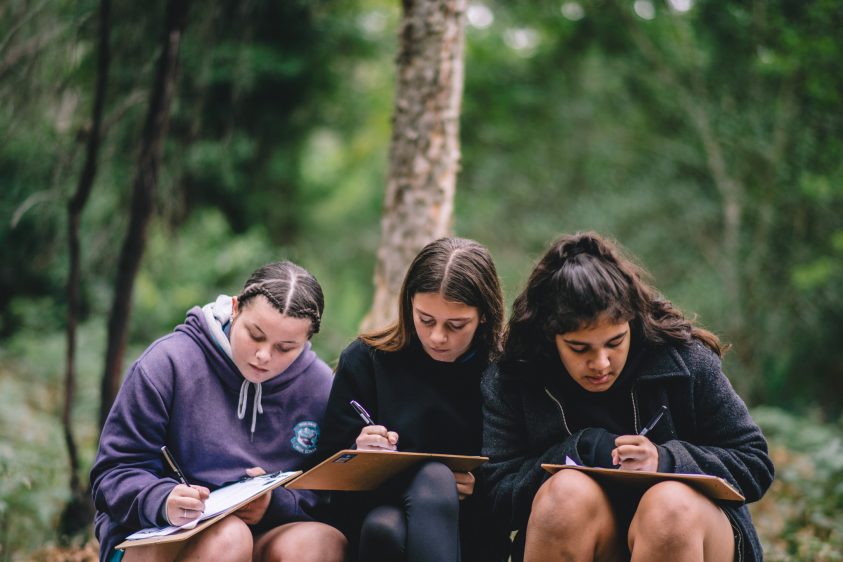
[{"x1": 751, "y1": 406, "x2": 843, "y2": 561}]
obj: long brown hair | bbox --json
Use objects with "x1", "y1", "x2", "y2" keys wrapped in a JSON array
[
  {"x1": 362, "y1": 237, "x2": 505, "y2": 362},
  {"x1": 503, "y1": 232, "x2": 723, "y2": 363}
]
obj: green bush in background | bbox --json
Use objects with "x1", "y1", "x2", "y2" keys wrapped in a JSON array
[
  {"x1": 2, "y1": 0, "x2": 843, "y2": 558},
  {"x1": 751, "y1": 408, "x2": 843, "y2": 561}
]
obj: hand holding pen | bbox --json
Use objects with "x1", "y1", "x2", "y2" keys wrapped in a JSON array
[
  {"x1": 161, "y1": 446, "x2": 209, "y2": 527},
  {"x1": 612, "y1": 405, "x2": 668, "y2": 472},
  {"x1": 350, "y1": 400, "x2": 399, "y2": 451}
]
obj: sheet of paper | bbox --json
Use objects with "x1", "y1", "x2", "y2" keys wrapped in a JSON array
[
  {"x1": 564, "y1": 456, "x2": 579, "y2": 466},
  {"x1": 124, "y1": 470, "x2": 298, "y2": 541},
  {"x1": 124, "y1": 523, "x2": 184, "y2": 539},
  {"x1": 201, "y1": 470, "x2": 296, "y2": 519}
]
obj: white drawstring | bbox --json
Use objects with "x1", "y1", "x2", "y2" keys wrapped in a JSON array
[{"x1": 237, "y1": 379, "x2": 264, "y2": 442}]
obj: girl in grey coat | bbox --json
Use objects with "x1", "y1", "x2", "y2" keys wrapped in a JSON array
[{"x1": 481, "y1": 232, "x2": 773, "y2": 562}]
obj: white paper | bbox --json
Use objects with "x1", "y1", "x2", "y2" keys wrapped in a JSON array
[
  {"x1": 125, "y1": 470, "x2": 298, "y2": 540},
  {"x1": 564, "y1": 456, "x2": 579, "y2": 466}
]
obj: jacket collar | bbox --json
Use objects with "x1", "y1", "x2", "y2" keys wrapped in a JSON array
[{"x1": 635, "y1": 345, "x2": 691, "y2": 383}]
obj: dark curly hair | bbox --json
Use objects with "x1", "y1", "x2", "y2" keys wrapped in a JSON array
[{"x1": 503, "y1": 232, "x2": 723, "y2": 363}]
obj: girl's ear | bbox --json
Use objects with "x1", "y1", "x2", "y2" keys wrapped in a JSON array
[{"x1": 231, "y1": 296, "x2": 240, "y2": 318}]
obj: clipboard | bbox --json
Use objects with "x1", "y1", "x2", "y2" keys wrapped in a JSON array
[
  {"x1": 286, "y1": 449, "x2": 488, "y2": 491},
  {"x1": 541, "y1": 463, "x2": 745, "y2": 502},
  {"x1": 116, "y1": 470, "x2": 302, "y2": 548}
]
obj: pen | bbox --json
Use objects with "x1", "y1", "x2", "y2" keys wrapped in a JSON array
[
  {"x1": 350, "y1": 400, "x2": 375, "y2": 426},
  {"x1": 160, "y1": 445, "x2": 192, "y2": 488},
  {"x1": 639, "y1": 405, "x2": 668, "y2": 437}
]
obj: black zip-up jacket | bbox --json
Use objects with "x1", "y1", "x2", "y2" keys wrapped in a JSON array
[{"x1": 481, "y1": 340, "x2": 774, "y2": 561}]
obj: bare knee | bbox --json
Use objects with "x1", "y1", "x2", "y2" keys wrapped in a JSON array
[
  {"x1": 529, "y1": 471, "x2": 608, "y2": 536},
  {"x1": 261, "y1": 522, "x2": 347, "y2": 562},
  {"x1": 192, "y1": 515, "x2": 253, "y2": 561},
  {"x1": 629, "y1": 482, "x2": 706, "y2": 547}
]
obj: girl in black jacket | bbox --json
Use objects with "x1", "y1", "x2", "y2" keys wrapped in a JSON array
[
  {"x1": 482, "y1": 232, "x2": 774, "y2": 562},
  {"x1": 318, "y1": 237, "x2": 511, "y2": 562}
]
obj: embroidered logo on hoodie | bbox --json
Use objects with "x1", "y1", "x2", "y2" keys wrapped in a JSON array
[{"x1": 291, "y1": 421, "x2": 319, "y2": 454}]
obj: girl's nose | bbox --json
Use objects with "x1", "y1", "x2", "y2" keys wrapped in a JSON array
[
  {"x1": 430, "y1": 326, "x2": 447, "y2": 344},
  {"x1": 255, "y1": 345, "x2": 271, "y2": 363},
  {"x1": 591, "y1": 349, "x2": 610, "y2": 371}
]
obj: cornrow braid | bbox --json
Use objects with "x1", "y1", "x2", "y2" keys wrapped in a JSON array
[
  {"x1": 239, "y1": 284, "x2": 286, "y2": 313},
  {"x1": 237, "y1": 261, "x2": 325, "y2": 337},
  {"x1": 297, "y1": 307, "x2": 322, "y2": 334}
]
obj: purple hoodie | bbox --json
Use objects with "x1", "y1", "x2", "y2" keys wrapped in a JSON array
[{"x1": 90, "y1": 297, "x2": 333, "y2": 560}]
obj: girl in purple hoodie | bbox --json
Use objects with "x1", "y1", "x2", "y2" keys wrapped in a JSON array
[{"x1": 90, "y1": 261, "x2": 346, "y2": 562}]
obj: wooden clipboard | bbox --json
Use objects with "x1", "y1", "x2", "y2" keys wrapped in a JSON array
[
  {"x1": 286, "y1": 449, "x2": 488, "y2": 491},
  {"x1": 541, "y1": 464, "x2": 745, "y2": 502},
  {"x1": 116, "y1": 470, "x2": 302, "y2": 548}
]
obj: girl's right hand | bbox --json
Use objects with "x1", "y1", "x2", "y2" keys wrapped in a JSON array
[
  {"x1": 165, "y1": 483, "x2": 210, "y2": 527},
  {"x1": 355, "y1": 425, "x2": 399, "y2": 451}
]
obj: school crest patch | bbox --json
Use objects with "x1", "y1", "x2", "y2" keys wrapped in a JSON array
[{"x1": 291, "y1": 421, "x2": 319, "y2": 454}]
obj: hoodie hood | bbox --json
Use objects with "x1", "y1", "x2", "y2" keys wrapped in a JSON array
[{"x1": 176, "y1": 295, "x2": 319, "y2": 440}]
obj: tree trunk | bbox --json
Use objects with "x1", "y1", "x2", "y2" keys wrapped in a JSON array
[
  {"x1": 99, "y1": 0, "x2": 190, "y2": 428},
  {"x1": 59, "y1": 0, "x2": 111, "y2": 538},
  {"x1": 363, "y1": 0, "x2": 467, "y2": 331}
]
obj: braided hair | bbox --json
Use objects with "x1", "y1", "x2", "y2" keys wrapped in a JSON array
[
  {"x1": 503, "y1": 231, "x2": 723, "y2": 364},
  {"x1": 237, "y1": 261, "x2": 324, "y2": 337}
]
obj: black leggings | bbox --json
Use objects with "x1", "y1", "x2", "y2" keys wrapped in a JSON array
[{"x1": 358, "y1": 461, "x2": 460, "y2": 562}]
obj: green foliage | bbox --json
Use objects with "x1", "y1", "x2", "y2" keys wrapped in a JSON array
[
  {"x1": 0, "y1": 442, "x2": 69, "y2": 555},
  {"x1": 0, "y1": 319, "x2": 104, "y2": 554},
  {"x1": 458, "y1": 0, "x2": 843, "y2": 406},
  {"x1": 2, "y1": 0, "x2": 843, "y2": 556},
  {"x1": 752, "y1": 407, "x2": 843, "y2": 561}
]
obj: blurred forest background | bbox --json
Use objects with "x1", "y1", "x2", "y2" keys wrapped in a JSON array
[{"x1": 1, "y1": 0, "x2": 842, "y2": 560}]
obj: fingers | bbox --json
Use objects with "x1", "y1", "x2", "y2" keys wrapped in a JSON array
[
  {"x1": 452, "y1": 471, "x2": 475, "y2": 485},
  {"x1": 614, "y1": 444, "x2": 645, "y2": 460},
  {"x1": 355, "y1": 425, "x2": 399, "y2": 451},
  {"x1": 453, "y1": 471, "x2": 475, "y2": 499},
  {"x1": 246, "y1": 466, "x2": 266, "y2": 477},
  {"x1": 612, "y1": 436, "x2": 659, "y2": 471},
  {"x1": 235, "y1": 489, "x2": 272, "y2": 525},
  {"x1": 166, "y1": 484, "x2": 209, "y2": 525},
  {"x1": 172, "y1": 484, "x2": 210, "y2": 506},
  {"x1": 176, "y1": 507, "x2": 202, "y2": 524}
]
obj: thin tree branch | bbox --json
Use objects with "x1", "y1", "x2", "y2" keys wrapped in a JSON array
[{"x1": 65, "y1": 0, "x2": 111, "y2": 499}]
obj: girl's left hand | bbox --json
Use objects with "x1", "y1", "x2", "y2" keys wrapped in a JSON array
[
  {"x1": 233, "y1": 467, "x2": 272, "y2": 524},
  {"x1": 612, "y1": 435, "x2": 659, "y2": 472},
  {"x1": 453, "y1": 471, "x2": 475, "y2": 500}
]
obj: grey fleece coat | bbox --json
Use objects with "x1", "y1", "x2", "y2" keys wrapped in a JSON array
[{"x1": 481, "y1": 340, "x2": 774, "y2": 562}]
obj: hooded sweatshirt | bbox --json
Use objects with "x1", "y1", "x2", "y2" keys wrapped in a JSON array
[{"x1": 90, "y1": 296, "x2": 333, "y2": 561}]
